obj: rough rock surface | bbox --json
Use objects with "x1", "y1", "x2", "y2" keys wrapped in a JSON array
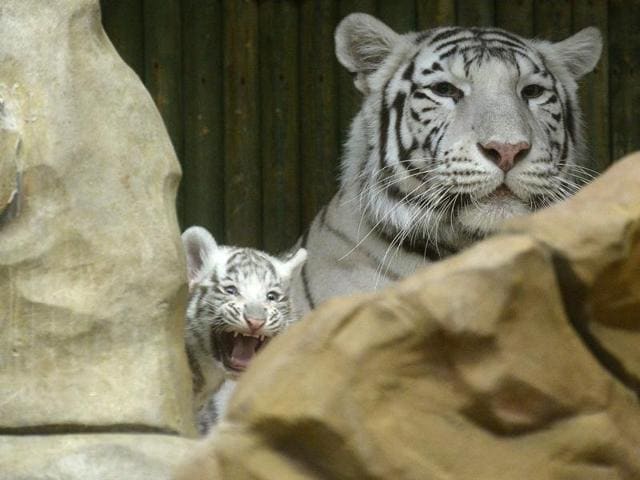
[
  {"x1": 0, "y1": 0, "x2": 196, "y2": 477},
  {"x1": 177, "y1": 152, "x2": 640, "y2": 480},
  {"x1": 504, "y1": 155, "x2": 640, "y2": 395},
  {"x1": 0, "y1": 0, "x2": 193, "y2": 432},
  {"x1": 1, "y1": 434, "x2": 197, "y2": 480}
]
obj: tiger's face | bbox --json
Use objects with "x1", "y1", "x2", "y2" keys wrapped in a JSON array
[
  {"x1": 182, "y1": 226, "x2": 307, "y2": 377},
  {"x1": 194, "y1": 251, "x2": 292, "y2": 375},
  {"x1": 337, "y1": 15, "x2": 602, "y2": 252}
]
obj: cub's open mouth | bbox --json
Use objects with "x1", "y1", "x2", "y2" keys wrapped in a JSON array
[{"x1": 220, "y1": 332, "x2": 271, "y2": 373}]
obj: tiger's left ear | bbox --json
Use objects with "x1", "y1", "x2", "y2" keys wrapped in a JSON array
[
  {"x1": 181, "y1": 226, "x2": 218, "y2": 291},
  {"x1": 547, "y1": 27, "x2": 602, "y2": 79},
  {"x1": 278, "y1": 248, "x2": 307, "y2": 279}
]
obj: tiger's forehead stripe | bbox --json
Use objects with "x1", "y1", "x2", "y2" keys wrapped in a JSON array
[
  {"x1": 427, "y1": 27, "x2": 528, "y2": 49},
  {"x1": 224, "y1": 249, "x2": 278, "y2": 283},
  {"x1": 413, "y1": 27, "x2": 546, "y2": 75},
  {"x1": 405, "y1": 47, "x2": 545, "y2": 90}
]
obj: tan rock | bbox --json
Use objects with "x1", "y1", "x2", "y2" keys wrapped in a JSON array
[
  {"x1": 504, "y1": 151, "x2": 640, "y2": 392},
  {"x1": 177, "y1": 153, "x2": 640, "y2": 479},
  {"x1": 0, "y1": 0, "x2": 193, "y2": 434}
]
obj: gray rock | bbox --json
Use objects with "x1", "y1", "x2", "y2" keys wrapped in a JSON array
[
  {"x1": 0, "y1": 0, "x2": 194, "y2": 434},
  {"x1": 0, "y1": 434, "x2": 197, "y2": 480}
]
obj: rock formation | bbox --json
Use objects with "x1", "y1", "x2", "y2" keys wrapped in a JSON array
[
  {"x1": 177, "y1": 152, "x2": 640, "y2": 480},
  {"x1": 2, "y1": 1, "x2": 639, "y2": 478},
  {"x1": 0, "y1": 1, "x2": 196, "y2": 478}
]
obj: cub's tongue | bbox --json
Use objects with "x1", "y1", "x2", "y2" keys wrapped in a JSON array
[{"x1": 230, "y1": 335, "x2": 259, "y2": 370}]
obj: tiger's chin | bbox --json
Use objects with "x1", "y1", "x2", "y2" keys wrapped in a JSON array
[{"x1": 457, "y1": 194, "x2": 531, "y2": 238}]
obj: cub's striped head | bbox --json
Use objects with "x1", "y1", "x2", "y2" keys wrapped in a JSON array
[
  {"x1": 182, "y1": 226, "x2": 307, "y2": 376},
  {"x1": 336, "y1": 13, "x2": 602, "y2": 253}
]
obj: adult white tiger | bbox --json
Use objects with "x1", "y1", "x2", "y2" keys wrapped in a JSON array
[{"x1": 291, "y1": 13, "x2": 602, "y2": 314}]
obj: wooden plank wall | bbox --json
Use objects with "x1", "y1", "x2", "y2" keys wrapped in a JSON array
[{"x1": 100, "y1": 0, "x2": 640, "y2": 251}]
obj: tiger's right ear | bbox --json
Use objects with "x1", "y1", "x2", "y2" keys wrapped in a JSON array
[
  {"x1": 279, "y1": 247, "x2": 307, "y2": 279},
  {"x1": 181, "y1": 226, "x2": 218, "y2": 291},
  {"x1": 335, "y1": 13, "x2": 406, "y2": 93}
]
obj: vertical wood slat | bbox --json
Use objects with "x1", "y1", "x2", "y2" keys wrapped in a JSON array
[
  {"x1": 456, "y1": 0, "x2": 494, "y2": 27},
  {"x1": 573, "y1": 0, "x2": 610, "y2": 173},
  {"x1": 143, "y1": 0, "x2": 184, "y2": 218},
  {"x1": 495, "y1": 0, "x2": 533, "y2": 37},
  {"x1": 377, "y1": 0, "x2": 416, "y2": 32},
  {"x1": 259, "y1": 1, "x2": 301, "y2": 253},
  {"x1": 609, "y1": 0, "x2": 640, "y2": 162},
  {"x1": 223, "y1": 0, "x2": 261, "y2": 247},
  {"x1": 534, "y1": 0, "x2": 571, "y2": 39},
  {"x1": 299, "y1": 1, "x2": 339, "y2": 226},
  {"x1": 181, "y1": 0, "x2": 224, "y2": 237},
  {"x1": 416, "y1": 0, "x2": 456, "y2": 29},
  {"x1": 100, "y1": 0, "x2": 145, "y2": 79},
  {"x1": 337, "y1": 0, "x2": 377, "y2": 140}
]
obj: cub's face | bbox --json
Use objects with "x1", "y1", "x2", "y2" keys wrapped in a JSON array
[
  {"x1": 182, "y1": 226, "x2": 307, "y2": 376},
  {"x1": 195, "y1": 249, "x2": 294, "y2": 374},
  {"x1": 337, "y1": 15, "x2": 602, "y2": 249}
]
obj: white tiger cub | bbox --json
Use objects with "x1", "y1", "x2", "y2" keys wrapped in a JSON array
[
  {"x1": 182, "y1": 226, "x2": 307, "y2": 434},
  {"x1": 292, "y1": 13, "x2": 602, "y2": 314}
]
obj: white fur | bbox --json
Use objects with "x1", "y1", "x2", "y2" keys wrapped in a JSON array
[{"x1": 213, "y1": 379, "x2": 236, "y2": 421}]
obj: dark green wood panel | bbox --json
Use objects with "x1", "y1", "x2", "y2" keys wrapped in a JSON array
[
  {"x1": 100, "y1": 1, "x2": 639, "y2": 245},
  {"x1": 495, "y1": 0, "x2": 533, "y2": 37},
  {"x1": 534, "y1": 0, "x2": 571, "y2": 39},
  {"x1": 609, "y1": 0, "x2": 640, "y2": 161},
  {"x1": 377, "y1": 0, "x2": 417, "y2": 32},
  {"x1": 417, "y1": 0, "x2": 456, "y2": 29},
  {"x1": 259, "y1": 1, "x2": 301, "y2": 253},
  {"x1": 573, "y1": 0, "x2": 610, "y2": 173},
  {"x1": 299, "y1": 1, "x2": 340, "y2": 226},
  {"x1": 100, "y1": 0, "x2": 145, "y2": 78},
  {"x1": 223, "y1": 0, "x2": 261, "y2": 247},
  {"x1": 337, "y1": 1, "x2": 377, "y2": 141},
  {"x1": 456, "y1": 0, "x2": 494, "y2": 27},
  {"x1": 143, "y1": 0, "x2": 184, "y2": 215},
  {"x1": 181, "y1": 0, "x2": 224, "y2": 237}
]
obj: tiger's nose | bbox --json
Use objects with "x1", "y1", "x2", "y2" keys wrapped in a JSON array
[
  {"x1": 244, "y1": 303, "x2": 266, "y2": 332},
  {"x1": 245, "y1": 317, "x2": 265, "y2": 332},
  {"x1": 479, "y1": 141, "x2": 531, "y2": 172}
]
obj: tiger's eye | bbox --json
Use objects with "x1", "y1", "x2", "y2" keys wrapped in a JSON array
[
  {"x1": 223, "y1": 285, "x2": 238, "y2": 295},
  {"x1": 266, "y1": 291, "x2": 280, "y2": 301},
  {"x1": 430, "y1": 82, "x2": 463, "y2": 100},
  {"x1": 521, "y1": 84, "x2": 544, "y2": 99}
]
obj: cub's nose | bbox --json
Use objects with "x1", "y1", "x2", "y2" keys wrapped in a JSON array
[
  {"x1": 243, "y1": 302, "x2": 266, "y2": 332},
  {"x1": 479, "y1": 141, "x2": 531, "y2": 172},
  {"x1": 245, "y1": 317, "x2": 265, "y2": 332}
]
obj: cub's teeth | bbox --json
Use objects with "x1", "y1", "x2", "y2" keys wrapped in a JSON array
[
  {"x1": 233, "y1": 332, "x2": 239, "y2": 338},
  {"x1": 259, "y1": 335, "x2": 265, "y2": 342}
]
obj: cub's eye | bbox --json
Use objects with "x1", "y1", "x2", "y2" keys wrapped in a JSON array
[
  {"x1": 223, "y1": 285, "x2": 238, "y2": 295},
  {"x1": 429, "y1": 82, "x2": 463, "y2": 100},
  {"x1": 266, "y1": 291, "x2": 281, "y2": 302},
  {"x1": 521, "y1": 84, "x2": 544, "y2": 99}
]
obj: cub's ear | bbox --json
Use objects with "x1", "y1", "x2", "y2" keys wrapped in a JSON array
[
  {"x1": 279, "y1": 248, "x2": 307, "y2": 279},
  {"x1": 546, "y1": 27, "x2": 602, "y2": 79},
  {"x1": 335, "y1": 13, "x2": 407, "y2": 92},
  {"x1": 181, "y1": 226, "x2": 218, "y2": 290}
]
